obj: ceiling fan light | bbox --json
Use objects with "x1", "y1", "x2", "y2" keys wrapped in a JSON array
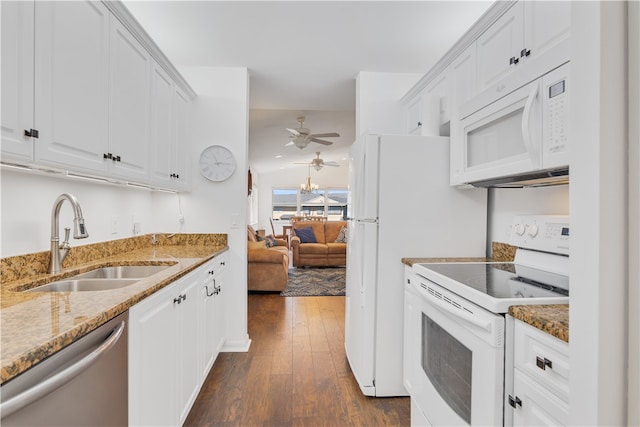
[{"x1": 313, "y1": 164, "x2": 322, "y2": 171}]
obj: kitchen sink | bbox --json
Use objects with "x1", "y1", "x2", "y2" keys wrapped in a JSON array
[
  {"x1": 67, "y1": 265, "x2": 172, "y2": 280},
  {"x1": 25, "y1": 278, "x2": 140, "y2": 292},
  {"x1": 24, "y1": 264, "x2": 176, "y2": 292}
]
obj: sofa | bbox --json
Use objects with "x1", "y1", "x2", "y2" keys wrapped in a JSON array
[
  {"x1": 290, "y1": 220, "x2": 347, "y2": 267},
  {"x1": 247, "y1": 225, "x2": 289, "y2": 291}
]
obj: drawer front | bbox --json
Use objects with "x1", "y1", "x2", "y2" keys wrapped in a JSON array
[
  {"x1": 514, "y1": 320, "x2": 569, "y2": 401},
  {"x1": 512, "y1": 369, "x2": 569, "y2": 426}
]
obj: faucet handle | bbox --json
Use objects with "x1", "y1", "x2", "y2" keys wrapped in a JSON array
[{"x1": 62, "y1": 227, "x2": 71, "y2": 248}]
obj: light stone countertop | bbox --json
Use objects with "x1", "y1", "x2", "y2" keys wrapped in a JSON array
[{"x1": 1, "y1": 234, "x2": 227, "y2": 384}]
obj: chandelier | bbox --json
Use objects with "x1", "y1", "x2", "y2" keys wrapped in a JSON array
[{"x1": 300, "y1": 166, "x2": 319, "y2": 194}]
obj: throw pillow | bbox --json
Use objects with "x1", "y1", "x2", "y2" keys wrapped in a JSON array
[
  {"x1": 294, "y1": 227, "x2": 317, "y2": 243},
  {"x1": 248, "y1": 240, "x2": 267, "y2": 250},
  {"x1": 335, "y1": 226, "x2": 348, "y2": 243},
  {"x1": 265, "y1": 235, "x2": 277, "y2": 248}
]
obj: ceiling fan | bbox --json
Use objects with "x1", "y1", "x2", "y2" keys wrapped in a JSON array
[
  {"x1": 295, "y1": 152, "x2": 340, "y2": 171},
  {"x1": 285, "y1": 116, "x2": 340, "y2": 149}
]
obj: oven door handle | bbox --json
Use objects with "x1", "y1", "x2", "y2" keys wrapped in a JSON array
[{"x1": 418, "y1": 285, "x2": 492, "y2": 332}]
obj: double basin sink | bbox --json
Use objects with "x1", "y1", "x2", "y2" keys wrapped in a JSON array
[{"x1": 26, "y1": 264, "x2": 176, "y2": 293}]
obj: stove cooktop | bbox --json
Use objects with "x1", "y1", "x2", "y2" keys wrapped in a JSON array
[{"x1": 413, "y1": 262, "x2": 569, "y2": 314}]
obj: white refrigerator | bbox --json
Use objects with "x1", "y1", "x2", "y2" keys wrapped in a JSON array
[{"x1": 344, "y1": 134, "x2": 487, "y2": 397}]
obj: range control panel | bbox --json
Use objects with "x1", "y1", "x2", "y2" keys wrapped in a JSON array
[{"x1": 509, "y1": 215, "x2": 569, "y2": 255}]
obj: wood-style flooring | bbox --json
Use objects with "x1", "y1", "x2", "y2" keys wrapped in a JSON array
[{"x1": 185, "y1": 294, "x2": 410, "y2": 427}]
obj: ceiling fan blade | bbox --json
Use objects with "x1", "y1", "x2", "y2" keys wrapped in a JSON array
[
  {"x1": 310, "y1": 138, "x2": 333, "y2": 146},
  {"x1": 324, "y1": 162, "x2": 340, "y2": 167},
  {"x1": 286, "y1": 128, "x2": 300, "y2": 136},
  {"x1": 310, "y1": 132, "x2": 340, "y2": 138},
  {"x1": 293, "y1": 162, "x2": 311, "y2": 165}
]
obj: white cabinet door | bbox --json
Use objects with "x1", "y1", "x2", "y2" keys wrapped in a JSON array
[
  {"x1": 406, "y1": 96, "x2": 422, "y2": 135},
  {"x1": 149, "y1": 60, "x2": 174, "y2": 188},
  {"x1": 177, "y1": 274, "x2": 202, "y2": 425},
  {"x1": 449, "y1": 43, "x2": 477, "y2": 116},
  {"x1": 108, "y1": 17, "x2": 151, "y2": 182},
  {"x1": 129, "y1": 283, "x2": 178, "y2": 427},
  {"x1": 424, "y1": 72, "x2": 449, "y2": 126},
  {"x1": 172, "y1": 86, "x2": 192, "y2": 191},
  {"x1": 402, "y1": 270, "x2": 421, "y2": 396},
  {"x1": 523, "y1": 1, "x2": 571, "y2": 63},
  {"x1": 34, "y1": 0, "x2": 110, "y2": 174},
  {"x1": 476, "y1": 2, "x2": 524, "y2": 92},
  {"x1": 512, "y1": 370, "x2": 568, "y2": 426},
  {"x1": 1, "y1": 1, "x2": 35, "y2": 163},
  {"x1": 200, "y1": 254, "x2": 227, "y2": 380}
]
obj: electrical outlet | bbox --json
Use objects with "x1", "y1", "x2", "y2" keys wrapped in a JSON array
[{"x1": 111, "y1": 215, "x2": 118, "y2": 235}]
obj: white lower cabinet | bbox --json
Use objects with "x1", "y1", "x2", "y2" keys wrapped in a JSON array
[
  {"x1": 507, "y1": 317, "x2": 569, "y2": 426},
  {"x1": 129, "y1": 251, "x2": 228, "y2": 426},
  {"x1": 200, "y1": 253, "x2": 227, "y2": 380}
]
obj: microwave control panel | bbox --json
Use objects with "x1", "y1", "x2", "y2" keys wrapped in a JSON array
[
  {"x1": 543, "y1": 63, "x2": 569, "y2": 160},
  {"x1": 509, "y1": 215, "x2": 569, "y2": 255}
]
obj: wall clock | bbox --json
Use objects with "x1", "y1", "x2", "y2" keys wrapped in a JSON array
[{"x1": 199, "y1": 145, "x2": 237, "y2": 182}]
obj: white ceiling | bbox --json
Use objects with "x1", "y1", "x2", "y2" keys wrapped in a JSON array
[{"x1": 123, "y1": 1, "x2": 492, "y2": 173}]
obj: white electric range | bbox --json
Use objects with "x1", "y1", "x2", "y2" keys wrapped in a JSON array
[{"x1": 407, "y1": 215, "x2": 569, "y2": 426}]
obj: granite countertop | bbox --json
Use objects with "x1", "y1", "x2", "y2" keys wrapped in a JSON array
[
  {"x1": 0, "y1": 234, "x2": 227, "y2": 384},
  {"x1": 402, "y1": 257, "x2": 490, "y2": 266},
  {"x1": 508, "y1": 304, "x2": 569, "y2": 342}
]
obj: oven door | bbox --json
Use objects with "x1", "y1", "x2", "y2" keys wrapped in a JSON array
[{"x1": 412, "y1": 278, "x2": 505, "y2": 426}]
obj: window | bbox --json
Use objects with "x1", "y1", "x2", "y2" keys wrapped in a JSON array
[{"x1": 271, "y1": 187, "x2": 348, "y2": 220}]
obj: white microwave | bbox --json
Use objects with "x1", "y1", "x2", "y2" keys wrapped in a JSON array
[{"x1": 453, "y1": 63, "x2": 570, "y2": 187}]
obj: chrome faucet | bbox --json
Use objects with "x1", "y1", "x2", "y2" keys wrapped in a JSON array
[{"x1": 49, "y1": 193, "x2": 89, "y2": 274}]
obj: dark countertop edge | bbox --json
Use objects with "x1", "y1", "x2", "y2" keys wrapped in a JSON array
[{"x1": 1, "y1": 245, "x2": 228, "y2": 384}]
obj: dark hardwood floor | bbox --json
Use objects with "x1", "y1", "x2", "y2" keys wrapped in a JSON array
[{"x1": 185, "y1": 294, "x2": 410, "y2": 427}]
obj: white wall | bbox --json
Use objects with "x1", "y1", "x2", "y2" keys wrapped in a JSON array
[
  {"x1": 0, "y1": 169, "x2": 155, "y2": 257},
  {"x1": 569, "y1": 2, "x2": 628, "y2": 425},
  {"x1": 488, "y1": 185, "x2": 569, "y2": 246},
  {"x1": 254, "y1": 162, "x2": 348, "y2": 235},
  {"x1": 356, "y1": 71, "x2": 422, "y2": 136},
  {"x1": 159, "y1": 66, "x2": 250, "y2": 351}
]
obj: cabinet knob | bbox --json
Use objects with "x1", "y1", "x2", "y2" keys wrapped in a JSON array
[
  {"x1": 104, "y1": 152, "x2": 112, "y2": 160},
  {"x1": 220, "y1": 261, "x2": 225, "y2": 266},
  {"x1": 113, "y1": 155, "x2": 121, "y2": 162},
  {"x1": 24, "y1": 129, "x2": 39, "y2": 138},
  {"x1": 508, "y1": 395, "x2": 522, "y2": 408},
  {"x1": 535, "y1": 356, "x2": 553, "y2": 370},
  {"x1": 417, "y1": 122, "x2": 422, "y2": 127},
  {"x1": 173, "y1": 296, "x2": 182, "y2": 304},
  {"x1": 520, "y1": 48, "x2": 531, "y2": 58},
  {"x1": 509, "y1": 56, "x2": 519, "y2": 65}
]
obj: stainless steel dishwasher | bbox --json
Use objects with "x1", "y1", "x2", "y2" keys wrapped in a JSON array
[{"x1": 0, "y1": 312, "x2": 128, "y2": 426}]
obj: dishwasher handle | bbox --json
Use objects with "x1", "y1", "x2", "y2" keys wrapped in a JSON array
[{"x1": 0, "y1": 320, "x2": 125, "y2": 418}]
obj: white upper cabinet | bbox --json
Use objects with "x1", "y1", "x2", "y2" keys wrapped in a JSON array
[
  {"x1": 449, "y1": 43, "x2": 478, "y2": 115},
  {"x1": 108, "y1": 17, "x2": 151, "y2": 181},
  {"x1": 476, "y1": 2, "x2": 524, "y2": 93},
  {"x1": 523, "y1": 1, "x2": 571, "y2": 62},
  {"x1": 149, "y1": 64, "x2": 192, "y2": 191},
  {"x1": 1, "y1": 0, "x2": 194, "y2": 190},
  {"x1": 1, "y1": 1, "x2": 35, "y2": 163},
  {"x1": 34, "y1": 0, "x2": 111, "y2": 174},
  {"x1": 477, "y1": 1, "x2": 571, "y2": 94}
]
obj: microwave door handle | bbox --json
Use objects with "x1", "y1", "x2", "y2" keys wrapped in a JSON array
[{"x1": 522, "y1": 83, "x2": 540, "y2": 169}]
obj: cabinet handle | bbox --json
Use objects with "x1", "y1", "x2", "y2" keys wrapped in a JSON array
[
  {"x1": 175, "y1": 174, "x2": 179, "y2": 179},
  {"x1": 24, "y1": 129, "x2": 39, "y2": 138},
  {"x1": 220, "y1": 261, "x2": 225, "y2": 266},
  {"x1": 173, "y1": 296, "x2": 182, "y2": 304},
  {"x1": 103, "y1": 152, "x2": 112, "y2": 160},
  {"x1": 113, "y1": 155, "x2": 121, "y2": 162},
  {"x1": 417, "y1": 121, "x2": 422, "y2": 127},
  {"x1": 520, "y1": 48, "x2": 531, "y2": 58},
  {"x1": 508, "y1": 395, "x2": 522, "y2": 408},
  {"x1": 209, "y1": 270, "x2": 215, "y2": 275},
  {"x1": 535, "y1": 356, "x2": 553, "y2": 370},
  {"x1": 509, "y1": 56, "x2": 519, "y2": 65}
]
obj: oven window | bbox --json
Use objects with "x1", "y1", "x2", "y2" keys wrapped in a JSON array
[{"x1": 422, "y1": 313, "x2": 472, "y2": 424}]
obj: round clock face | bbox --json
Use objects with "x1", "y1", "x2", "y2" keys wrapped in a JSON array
[{"x1": 199, "y1": 145, "x2": 237, "y2": 182}]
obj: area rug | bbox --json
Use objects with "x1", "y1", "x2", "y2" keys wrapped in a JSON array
[{"x1": 280, "y1": 267, "x2": 346, "y2": 297}]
